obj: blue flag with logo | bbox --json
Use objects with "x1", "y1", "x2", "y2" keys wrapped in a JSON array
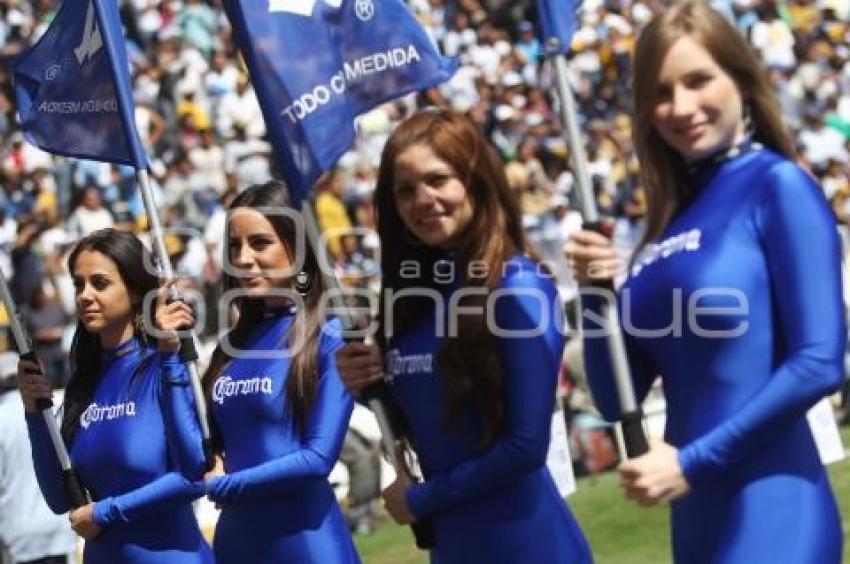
[
  {"x1": 537, "y1": 0, "x2": 582, "y2": 55},
  {"x1": 14, "y1": 0, "x2": 147, "y2": 168},
  {"x1": 224, "y1": 0, "x2": 458, "y2": 205}
]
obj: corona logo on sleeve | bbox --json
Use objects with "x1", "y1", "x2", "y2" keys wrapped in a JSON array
[{"x1": 74, "y1": 1, "x2": 103, "y2": 66}]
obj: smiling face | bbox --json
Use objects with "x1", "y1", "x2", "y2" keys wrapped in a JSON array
[
  {"x1": 651, "y1": 35, "x2": 748, "y2": 163},
  {"x1": 392, "y1": 143, "x2": 474, "y2": 250},
  {"x1": 227, "y1": 208, "x2": 294, "y2": 303},
  {"x1": 72, "y1": 250, "x2": 135, "y2": 346}
]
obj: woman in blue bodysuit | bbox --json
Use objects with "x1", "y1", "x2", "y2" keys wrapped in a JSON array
[
  {"x1": 336, "y1": 109, "x2": 592, "y2": 563},
  {"x1": 201, "y1": 181, "x2": 359, "y2": 563},
  {"x1": 18, "y1": 228, "x2": 213, "y2": 563},
  {"x1": 566, "y1": 2, "x2": 844, "y2": 562}
]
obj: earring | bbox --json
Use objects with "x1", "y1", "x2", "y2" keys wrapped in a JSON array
[
  {"x1": 133, "y1": 312, "x2": 147, "y2": 343},
  {"x1": 294, "y1": 271, "x2": 312, "y2": 295}
]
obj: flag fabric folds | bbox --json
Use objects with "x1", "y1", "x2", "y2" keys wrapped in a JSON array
[
  {"x1": 224, "y1": 0, "x2": 458, "y2": 205},
  {"x1": 14, "y1": 0, "x2": 146, "y2": 168},
  {"x1": 537, "y1": 0, "x2": 582, "y2": 55}
]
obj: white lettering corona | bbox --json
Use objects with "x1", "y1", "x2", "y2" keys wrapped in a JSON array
[
  {"x1": 212, "y1": 375, "x2": 274, "y2": 404},
  {"x1": 80, "y1": 401, "x2": 137, "y2": 429},
  {"x1": 385, "y1": 349, "x2": 433, "y2": 379},
  {"x1": 630, "y1": 229, "x2": 702, "y2": 277}
]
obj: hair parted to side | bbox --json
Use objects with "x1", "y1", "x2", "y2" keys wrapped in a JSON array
[
  {"x1": 375, "y1": 109, "x2": 530, "y2": 446},
  {"x1": 62, "y1": 228, "x2": 159, "y2": 443},
  {"x1": 631, "y1": 0, "x2": 795, "y2": 253},
  {"x1": 203, "y1": 181, "x2": 328, "y2": 449}
]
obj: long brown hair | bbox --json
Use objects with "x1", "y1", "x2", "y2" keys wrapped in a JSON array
[
  {"x1": 375, "y1": 109, "x2": 528, "y2": 445},
  {"x1": 632, "y1": 0, "x2": 795, "y2": 252},
  {"x1": 203, "y1": 181, "x2": 328, "y2": 449}
]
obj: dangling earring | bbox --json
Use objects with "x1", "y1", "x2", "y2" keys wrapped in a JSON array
[
  {"x1": 134, "y1": 312, "x2": 147, "y2": 344},
  {"x1": 294, "y1": 271, "x2": 312, "y2": 296}
]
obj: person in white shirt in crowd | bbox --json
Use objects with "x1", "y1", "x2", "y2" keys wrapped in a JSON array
[
  {"x1": 216, "y1": 75, "x2": 266, "y2": 140},
  {"x1": 0, "y1": 352, "x2": 77, "y2": 564},
  {"x1": 222, "y1": 123, "x2": 272, "y2": 191},
  {"x1": 65, "y1": 187, "x2": 113, "y2": 241}
]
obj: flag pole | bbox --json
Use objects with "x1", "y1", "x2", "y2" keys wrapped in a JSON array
[
  {"x1": 547, "y1": 44, "x2": 648, "y2": 458},
  {"x1": 0, "y1": 275, "x2": 90, "y2": 507},
  {"x1": 300, "y1": 200, "x2": 436, "y2": 548},
  {"x1": 89, "y1": 0, "x2": 213, "y2": 469},
  {"x1": 136, "y1": 169, "x2": 214, "y2": 465}
]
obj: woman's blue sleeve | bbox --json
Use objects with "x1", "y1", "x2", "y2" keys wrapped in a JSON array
[
  {"x1": 25, "y1": 413, "x2": 71, "y2": 514},
  {"x1": 580, "y1": 289, "x2": 657, "y2": 422},
  {"x1": 92, "y1": 472, "x2": 205, "y2": 526},
  {"x1": 91, "y1": 352, "x2": 207, "y2": 526},
  {"x1": 405, "y1": 269, "x2": 565, "y2": 519},
  {"x1": 205, "y1": 325, "x2": 354, "y2": 504},
  {"x1": 678, "y1": 162, "x2": 846, "y2": 486},
  {"x1": 158, "y1": 351, "x2": 207, "y2": 480}
]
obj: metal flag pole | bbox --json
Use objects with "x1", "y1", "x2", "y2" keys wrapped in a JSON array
[
  {"x1": 547, "y1": 42, "x2": 649, "y2": 458},
  {"x1": 300, "y1": 200, "x2": 436, "y2": 548},
  {"x1": 87, "y1": 0, "x2": 214, "y2": 471},
  {"x1": 0, "y1": 275, "x2": 89, "y2": 507},
  {"x1": 136, "y1": 169, "x2": 214, "y2": 468}
]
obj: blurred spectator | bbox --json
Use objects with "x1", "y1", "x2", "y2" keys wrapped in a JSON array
[
  {"x1": 23, "y1": 283, "x2": 67, "y2": 388},
  {"x1": 222, "y1": 123, "x2": 272, "y2": 190},
  {"x1": 750, "y1": 3, "x2": 796, "y2": 70},
  {"x1": 315, "y1": 169, "x2": 353, "y2": 260},
  {"x1": 798, "y1": 110, "x2": 848, "y2": 173},
  {"x1": 0, "y1": 352, "x2": 77, "y2": 564},
  {"x1": 189, "y1": 128, "x2": 227, "y2": 196},
  {"x1": 216, "y1": 74, "x2": 265, "y2": 140},
  {"x1": 65, "y1": 186, "x2": 113, "y2": 239}
]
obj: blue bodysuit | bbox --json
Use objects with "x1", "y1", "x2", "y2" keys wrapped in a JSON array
[
  {"x1": 27, "y1": 338, "x2": 213, "y2": 563},
  {"x1": 207, "y1": 313, "x2": 359, "y2": 563},
  {"x1": 584, "y1": 148, "x2": 845, "y2": 563},
  {"x1": 389, "y1": 254, "x2": 592, "y2": 563}
]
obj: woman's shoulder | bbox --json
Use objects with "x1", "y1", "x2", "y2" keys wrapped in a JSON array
[
  {"x1": 747, "y1": 150, "x2": 834, "y2": 234},
  {"x1": 499, "y1": 253, "x2": 558, "y2": 294},
  {"x1": 749, "y1": 149, "x2": 823, "y2": 203}
]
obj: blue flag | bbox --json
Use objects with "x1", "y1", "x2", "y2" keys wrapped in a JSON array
[
  {"x1": 224, "y1": 0, "x2": 458, "y2": 205},
  {"x1": 14, "y1": 0, "x2": 147, "y2": 168},
  {"x1": 537, "y1": 0, "x2": 582, "y2": 55}
]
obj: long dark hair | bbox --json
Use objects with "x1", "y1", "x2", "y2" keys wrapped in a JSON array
[
  {"x1": 203, "y1": 181, "x2": 328, "y2": 450},
  {"x1": 375, "y1": 109, "x2": 529, "y2": 446},
  {"x1": 631, "y1": 0, "x2": 795, "y2": 253},
  {"x1": 62, "y1": 229, "x2": 159, "y2": 443}
]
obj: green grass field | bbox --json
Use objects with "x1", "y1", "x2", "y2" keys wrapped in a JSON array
[{"x1": 354, "y1": 427, "x2": 850, "y2": 563}]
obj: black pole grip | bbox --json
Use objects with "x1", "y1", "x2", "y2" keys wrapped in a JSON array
[
  {"x1": 178, "y1": 334, "x2": 199, "y2": 363},
  {"x1": 583, "y1": 220, "x2": 617, "y2": 291},
  {"x1": 63, "y1": 468, "x2": 90, "y2": 508},
  {"x1": 584, "y1": 220, "x2": 612, "y2": 238},
  {"x1": 202, "y1": 438, "x2": 215, "y2": 473},
  {"x1": 621, "y1": 409, "x2": 649, "y2": 458},
  {"x1": 411, "y1": 519, "x2": 437, "y2": 550},
  {"x1": 21, "y1": 351, "x2": 54, "y2": 411},
  {"x1": 166, "y1": 295, "x2": 199, "y2": 363}
]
